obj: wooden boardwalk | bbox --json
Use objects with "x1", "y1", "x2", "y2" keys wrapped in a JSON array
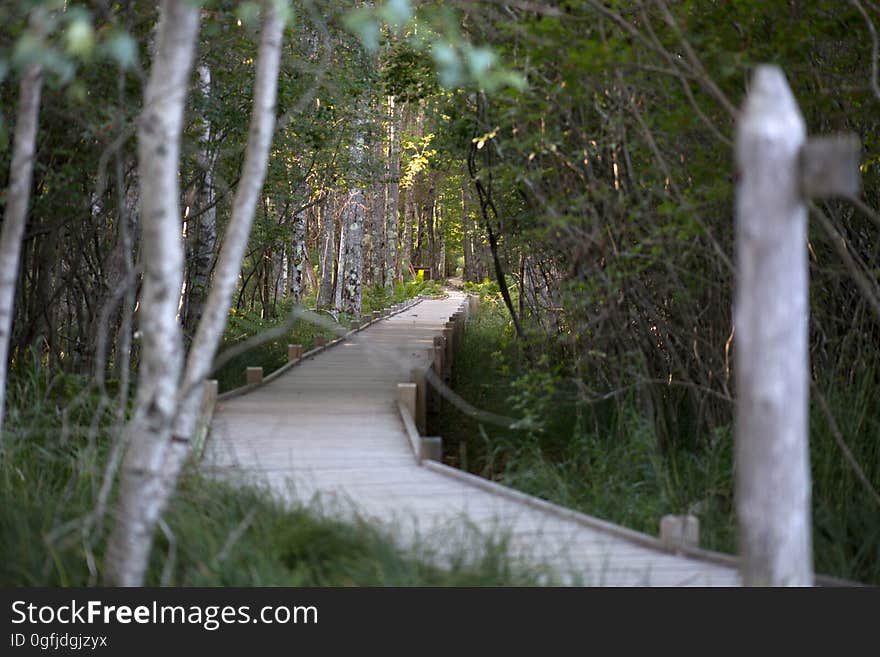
[{"x1": 204, "y1": 292, "x2": 742, "y2": 586}]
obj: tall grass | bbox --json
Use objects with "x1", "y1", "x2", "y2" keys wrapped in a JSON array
[
  {"x1": 2, "y1": 296, "x2": 544, "y2": 587},
  {"x1": 434, "y1": 299, "x2": 880, "y2": 584}
]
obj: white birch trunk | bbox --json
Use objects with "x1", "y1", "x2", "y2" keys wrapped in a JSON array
[
  {"x1": 170, "y1": 0, "x2": 285, "y2": 489},
  {"x1": 337, "y1": 115, "x2": 367, "y2": 315},
  {"x1": 461, "y1": 183, "x2": 474, "y2": 281},
  {"x1": 384, "y1": 96, "x2": 400, "y2": 291},
  {"x1": 104, "y1": 0, "x2": 199, "y2": 586},
  {"x1": 290, "y1": 209, "x2": 307, "y2": 303},
  {"x1": 0, "y1": 50, "x2": 43, "y2": 441},
  {"x1": 734, "y1": 65, "x2": 812, "y2": 586},
  {"x1": 280, "y1": 245, "x2": 289, "y2": 299},
  {"x1": 184, "y1": 63, "x2": 217, "y2": 335},
  {"x1": 339, "y1": 188, "x2": 365, "y2": 315},
  {"x1": 335, "y1": 195, "x2": 348, "y2": 311},
  {"x1": 105, "y1": 0, "x2": 286, "y2": 586},
  {"x1": 438, "y1": 204, "x2": 446, "y2": 279}
]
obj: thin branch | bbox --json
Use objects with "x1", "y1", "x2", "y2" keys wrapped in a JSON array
[
  {"x1": 851, "y1": 0, "x2": 880, "y2": 102},
  {"x1": 812, "y1": 381, "x2": 880, "y2": 510},
  {"x1": 810, "y1": 202, "x2": 880, "y2": 325}
]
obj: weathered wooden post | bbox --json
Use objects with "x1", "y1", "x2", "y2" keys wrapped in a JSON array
[
  {"x1": 734, "y1": 65, "x2": 859, "y2": 586},
  {"x1": 659, "y1": 514, "x2": 699, "y2": 552},
  {"x1": 420, "y1": 436, "x2": 442, "y2": 462},
  {"x1": 410, "y1": 366, "x2": 427, "y2": 435},
  {"x1": 453, "y1": 311, "x2": 464, "y2": 349},
  {"x1": 430, "y1": 336, "x2": 444, "y2": 413},
  {"x1": 202, "y1": 379, "x2": 219, "y2": 406},
  {"x1": 245, "y1": 366, "x2": 263, "y2": 385},
  {"x1": 314, "y1": 336, "x2": 327, "y2": 347},
  {"x1": 442, "y1": 324, "x2": 454, "y2": 380},
  {"x1": 397, "y1": 382, "x2": 416, "y2": 420},
  {"x1": 287, "y1": 344, "x2": 303, "y2": 362}
]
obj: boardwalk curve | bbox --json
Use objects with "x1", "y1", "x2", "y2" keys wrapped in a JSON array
[{"x1": 204, "y1": 292, "x2": 742, "y2": 586}]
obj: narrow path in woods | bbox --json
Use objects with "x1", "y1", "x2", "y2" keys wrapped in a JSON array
[{"x1": 203, "y1": 292, "x2": 741, "y2": 586}]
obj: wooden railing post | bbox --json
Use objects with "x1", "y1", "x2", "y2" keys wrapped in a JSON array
[
  {"x1": 410, "y1": 366, "x2": 427, "y2": 435},
  {"x1": 202, "y1": 379, "x2": 218, "y2": 406},
  {"x1": 659, "y1": 514, "x2": 699, "y2": 552},
  {"x1": 287, "y1": 344, "x2": 303, "y2": 362},
  {"x1": 468, "y1": 294, "x2": 479, "y2": 315},
  {"x1": 453, "y1": 311, "x2": 464, "y2": 350},
  {"x1": 734, "y1": 65, "x2": 859, "y2": 586},
  {"x1": 442, "y1": 324, "x2": 453, "y2": 380},
  {"x1": 245, "y1": 366, "x2": 263, "y2": 385},
  {"x1": 420, "y1": 436, "x2": 442, "y2": 462},
  {"x1": 397, "y1": 382, "x2": 416, "y2": 420},
  {"x1": 430, "y1": 336, "x2": 444, "y2": 413}
]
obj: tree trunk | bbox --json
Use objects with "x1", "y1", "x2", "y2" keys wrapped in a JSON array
[
  {"x1": 105, "y1": 0, "x2": 285, "y2": 586},
  {"x1": 317, "y1": 196, "x2": 336, "y2": 308},
  {"x1": 339, "y1": 187, "x2": 365, "y2": 315},
  {"x1": 0, "y1": 44, "x2": 43, "y2": 441},
  {"x1": 290, "y1": 209, "x2": 307, "y2": 303},
  {"x1": 416, "y1": 199, "x2": 426, "y2": 267},
  {"x1": 462, "y1": 183, "x2": 474, "y2": 281},
  {"x1": 401, "y1": 189, "x2": 414, "y2": 277},
  {"x1": 437, "y1": 203, "x2": 446, "y2": 279},
  {"x1": 427, "y1": 185, "x2": 436, "y2": 278},
  {"x1": 335, "y1": 194, "x2": 348, "y2": 311},
  {"x1": 183, "y1": 63, "x2": 217, "y2": 338},
  {"x1": 384, "y1": 96, "x2": 400, "y2": 291},
  {"x1": 279, "y1": 244, "x2": 289, "y2": 300},
  {"x1": 103, "y1": 0, "x2": 200, "y2": 586},
  {"x1": 170, "y1": 0, "x2": 285, "y2": 504},
  {"x1": 369, "y1": 180, "x2": 385, "y2": 286}
]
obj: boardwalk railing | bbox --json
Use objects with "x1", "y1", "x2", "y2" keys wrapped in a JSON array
[{"x1": 396, "y1": 294, "x2": 474, "y2": 464}]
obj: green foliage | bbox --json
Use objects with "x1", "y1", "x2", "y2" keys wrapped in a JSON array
[
  {"x1": 463, "y1": 278, "x2": 501, "y2": 301},
  {"x1": 435, "y1": 303, "x2": 880, "y2": 584},
  {"x1": 343, "y1": 0, "x2": 524, "y2": 92}
]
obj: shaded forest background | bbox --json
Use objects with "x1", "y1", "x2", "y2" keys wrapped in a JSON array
[{"x1": 1, "y1": 0, "x2": 878, "y2": 584}]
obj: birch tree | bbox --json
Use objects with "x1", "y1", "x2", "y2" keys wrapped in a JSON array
[
  {"x1": 0, "y1": 29, "x2": 44, "y2": 442},
  {"x1": 338, "y1": 116, "x2": 367, "y2": 315},
  {"x1": 334, "y1": 194, "x2": 348, "y2": 311},
  {"x1": 102, "y1": 0, "x2": 199, "y2": 585},
  {"x1": 104, "y1": 0, "x2": 286, "y2": 585},
  {"x1": 183, "y1": 63, "x2": 218, "y2": 337},
  {"x1": 337, "y1": 191, "x2": 366, "y2": 315},
  {"x1": 384, "y1": 95, "x2": 401, "y2": 290},
  {"x1": 289, "y1": 209, "x2": 307, "y2": 302}
]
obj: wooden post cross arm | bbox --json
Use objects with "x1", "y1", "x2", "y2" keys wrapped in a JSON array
[{"x1": 799, "y1": 135, "x2": 861, "y2": 200}]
